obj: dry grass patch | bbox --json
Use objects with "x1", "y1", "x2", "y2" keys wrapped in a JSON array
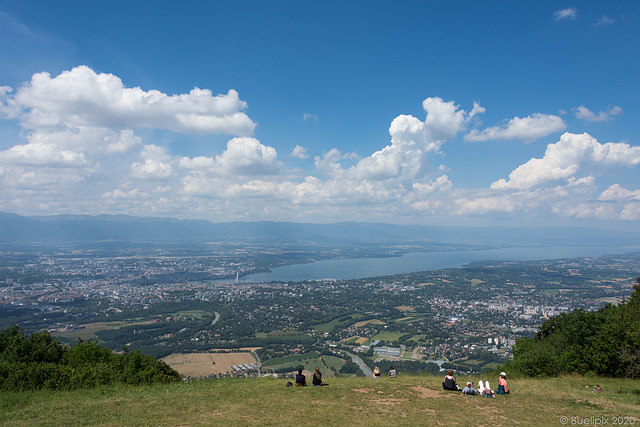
[
  {"x1": 409, "y1": 385, "x2": 445, "y2": 398},
  {"x1": 353, "y1": 319, "x2": 386, "y2": 327},
  {"x1": 162, "y1": 351, "x2": 257, "y2": 377}
]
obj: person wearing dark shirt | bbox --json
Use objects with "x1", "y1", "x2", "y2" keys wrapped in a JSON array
[
  {"x1": 312, "y1": 366, "x2": 327, "y2": 386},
  {"x1": 442, "y1": 370, "x2": 459, "y2": 391},
  {"x1": 295, "y1": 368, "x2": 306, "y2": 387}
]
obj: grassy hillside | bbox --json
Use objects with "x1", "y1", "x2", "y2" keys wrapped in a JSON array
[{"x1": 1, "y1": 374, "x2": 638, "y2": 426}]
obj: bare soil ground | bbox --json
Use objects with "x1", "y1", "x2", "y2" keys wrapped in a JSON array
[{"x1": 162, "y1": 349, "x2": 259, "y2": 377}]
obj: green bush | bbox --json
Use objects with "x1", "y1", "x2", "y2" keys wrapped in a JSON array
[
  {"x1": 0, "y1": 326, "x2": 182, "y2": 391},
  {"x1": 503, "y1": 278, "x2": 640, "y2": 378}
]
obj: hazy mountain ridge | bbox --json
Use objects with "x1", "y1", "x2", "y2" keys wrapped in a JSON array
[{"x1": 0, "y1": 211, "x2": 636, "y2": 248}]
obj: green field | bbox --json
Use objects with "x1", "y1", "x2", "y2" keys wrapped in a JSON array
[
  {"x1": 261, "y1": 351, "x2": 320, "y2": 368},
  {"x1": 255, "y1": 331, "x2": 307, "y2": 338},
  {"x1": 172, "y1": 310, "x2": 211, "y2": 319},
  {"x1": 313, "y1": 314, "x2": 364, "y2": 333},
  {"x1": 2, "y1": 375, "x2": 638, "y2": 426},
  {"x1": 322, "y1": 355, "x2": 346, "y2": 371},
  {"x1": 407, "y1": 334, "x2": 427, "y2": 343},
  {"x1": 52, "y1": 320, "x2": 154, "y2": 341},
  {"x1": 261, "y1": 351, "x2": 339, "y2": 378},
  {"x1": 395, "y1": 316, "x2": 422, "y2": 323},
  {"x1": 371, "y1": 331, "x2": 406, "y2": 342}
]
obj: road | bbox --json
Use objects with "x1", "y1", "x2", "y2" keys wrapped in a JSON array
[
  {"x1": 211, "y1": 311, "x2": 220, "y2": 325},
  {"x1": 343, "y1": 351, "x2": 372, "y2": 378}
]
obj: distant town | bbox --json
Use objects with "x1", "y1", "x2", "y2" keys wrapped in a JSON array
[{"x1": 1, "y1": 246, "x2": 638, "y2": 376}]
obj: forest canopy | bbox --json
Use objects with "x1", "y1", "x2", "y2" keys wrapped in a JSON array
[{"x1": 503, "y1": 278, "x2": 640, "y2": 378}]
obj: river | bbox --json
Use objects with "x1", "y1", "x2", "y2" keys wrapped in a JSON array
[{"x1": 243, "y1": 245, "x2": 640, "y2": 282}]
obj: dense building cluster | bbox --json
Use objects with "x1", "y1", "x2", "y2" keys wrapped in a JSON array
[{"x1": 1, "y1": 248, "x2": 637, "y2": 370}]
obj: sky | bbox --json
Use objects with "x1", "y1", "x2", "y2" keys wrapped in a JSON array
[{"x1": 0, "y1": 1, "x2": 639, "y2": 229}]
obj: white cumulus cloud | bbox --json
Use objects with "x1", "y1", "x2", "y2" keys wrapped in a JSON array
[
  {"x1": 491, "y1": 132, "x2": 640, "y2": 190},
  {"x1": 290, "y1": 145, "x2": 309, "y2": 159},
  {"x1": 214, "y1": 137, "x2": 281, "y2": 175},
  {"x1": 574, "y1": 105, "x2": 622, "y2": 122},
  {"x1": 3, "y1": 65, "x2": 256, "y2": 135},
  {"x1": 599, "y1": 184, "x2": 640, "y2": 201},
  {"x1": 131, "y1": 144, "x2": 174, "y2": 180},
  {"x1": 319, "y1": 97, "x2": 481, "y2": 183},
  {"x1": 464, "y1": 113, "x2": 566, "y2": 142},
  {"x1": 181, "y1": 137, "x2": 282, "y2": 176}
]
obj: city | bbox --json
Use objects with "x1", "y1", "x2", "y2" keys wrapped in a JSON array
[{"x1": 2, "y1": 246, "x2": 637, "y2": 375}]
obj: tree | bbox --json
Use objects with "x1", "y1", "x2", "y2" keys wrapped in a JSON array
[{"x1": 502, "y1": 278, "x2": 640, "y2": 378}]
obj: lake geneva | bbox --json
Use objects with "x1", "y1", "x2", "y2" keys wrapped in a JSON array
[{"x1": 244, "y1": 246, "x2": 640, "y2": 282}]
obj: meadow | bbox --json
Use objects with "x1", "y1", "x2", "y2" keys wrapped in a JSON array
[
  {"x1": 1, "y1": 374, "x2": 638, "y2": 426},
  {"x1": 52, "y1": 320, "x2": 154, "y2": 341}
]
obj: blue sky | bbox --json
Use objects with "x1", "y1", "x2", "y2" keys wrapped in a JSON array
[{"x1": 0, "y1": 1, "x2": 639, "y2": 229}]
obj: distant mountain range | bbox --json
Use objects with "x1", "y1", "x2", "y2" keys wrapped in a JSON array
[{"x1": 0, "y1": 211, "x2": 637, "y2": 248}]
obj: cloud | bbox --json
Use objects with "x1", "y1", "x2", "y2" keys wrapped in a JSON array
[
  {"x1": 412, "y1": 175, "x2": 452, "y2": 195},
  {"x1": 180, "y1": 137, "x2": 282, "y2": 176},
  {"x1": 421, "y1": 97, "x2": 484, "y2": 142},
  {"x1": 464, "y1": 113, "x2": 566, "y2": 142},
  {"x1": 321, "y1": 97, "x2": 482, "y2": 182},
  {"x1": 215, "y1": 137, "x2": 281, "y2": 175},
  {"x1": 0, "y1": 141, "x2": 88, "y2": 167},
  {"x1": 491, "y1": 132, "x2": 640, "y2": 190},
  {"x1": 454, "y1": 196, "x2": 516, "y2": 215},
  {"x1": 290, "y1": 145, "x2": 309, "y2": 159},
  {"x1": 574, "y1": 105, "x2": 622, "y2": 122},
  {"x1": 131, "y1": 144, "x2": 174, "y2": 180},
  {"x1": 554, "y1": 8, "x2": 577, "y2": 21},
  {"x1": 303, "y1": 113, "x2": 318, "y2": 123},
  {"x1": 599, "y1": 184, "x2": 640, "y2": 201},
  {"x1": 3, "y1": 65, "x2": 256, "y2": 135},
  {"x1": 2, "y1": 80, "x2": 638, "y2": 225},
  {"x1": 102, "y1": 188, "x2": 145, "y2": 199},
  {"x1": 596, "y1": 15, "x2": 614, "y2": 26},
  {"x1": 314, "y1": 148, "x2": 359, "y2": 179},
  {"x1": 179, "y1": 155, "x2": 215, "y2": 170}
]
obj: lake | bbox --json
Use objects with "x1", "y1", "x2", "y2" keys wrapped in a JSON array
[{"x1": 243, "y1": 246, "x2": 640, "y2": 282}]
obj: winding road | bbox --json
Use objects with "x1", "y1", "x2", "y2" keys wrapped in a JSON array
[
  {"x1": 343, "y1": 351, "x2": 372, "y2": 378},
  {"x1": 211, "y1": 311, "x2": 220, "y2": 326}
]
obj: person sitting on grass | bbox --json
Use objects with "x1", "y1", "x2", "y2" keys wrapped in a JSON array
[
  {"x1": 373, "y1": 366, "x2": 381, "y2": 379},
  {"x1": 312, "y1": 366, "x2": 327, "y2": 386},
  {"x1": 388, "y1": 366, "x2": 397, "y2": 378},
  {"x1": 442, "y1": 370, "x2": 460, "y2": 391},
  {"x1": 462, "y1": 381, "x2": 477, "y2": 395},
  {"x1": 294, "y1": 368, "x2": 306, "y2": 387},
  {"x1": 497, "y1": 372, "x2": 509, "y2": 394}
]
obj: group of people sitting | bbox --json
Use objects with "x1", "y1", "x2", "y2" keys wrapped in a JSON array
[
  {"x1": 294, "y1": 366, "x2": 511, "y2": 395},
  {"x1": 443, "y1": 370, "x2": 510, "y2": 397},
  {"x1": 294, "y1": 367, "x2": 327, "y2": 387},
  {"x1": 372, "y1": 366, "x2": 397, "y2": 379}
]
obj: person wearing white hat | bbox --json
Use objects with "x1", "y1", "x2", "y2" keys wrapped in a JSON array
[{"x1": 498, "y1": 372, "x2": 510, "y2": 394}]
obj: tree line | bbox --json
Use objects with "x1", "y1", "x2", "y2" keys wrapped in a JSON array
[
  {"x1": 503, "y1": 278, "x2": 640, "y2": 378},
  {"x1": 0, "y1": 326, "x2": 182, "y2": 391}
]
